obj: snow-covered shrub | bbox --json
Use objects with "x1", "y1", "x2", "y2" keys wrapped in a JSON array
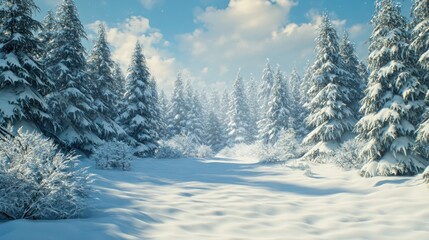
[
  {"x1": 258, "y1": 129, "x2": 301, "y2": 163},
  {"x1": 194, "y1": 145, "x2": 213, "y2": 158},
  {"x1": 329, "y1": 138, "x2": 366, "y2": 170},
  {"x1": 0, "y1": 129, "x2": 90, "y2": 220},
  {"x1": 155, "y1": 135, "x2": 214, "y2": 158},
  {"x1": 92, "y1": 141, "x2": 133, "y2": 171},
  {"x1": 218, "y1": 143, "x2": 261, "y2": 160}
]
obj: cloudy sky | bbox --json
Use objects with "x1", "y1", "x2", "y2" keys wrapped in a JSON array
[{"x1": 34, "y1": 0, "x2": 412, "y2": 93}]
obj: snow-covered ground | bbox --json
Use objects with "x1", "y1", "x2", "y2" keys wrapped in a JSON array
[{"x1": 1, "y1": 156, "x2": 428, "y2": 240}]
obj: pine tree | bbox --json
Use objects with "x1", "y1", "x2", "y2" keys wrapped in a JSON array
[
  {"x1": 303, "y1": 14, "x2": 356, "y2": 157},
  {"x1": 245, "y1": 74, "x2": 259, "y2": 143},
  {"x1": 412, "y1": 0, "x2": 429, "y2": 154},
  {"x1": 112, "y1": 62, "x2": 126, "y2": 116},
  {"x1": 44, "y1": 0, "x2": 101, "y2": 151},
  {"x1": 119, "y1": 42, "x2": 158, "y2": 155},
  {"x1": 357, "y1": 0, "x2": 426, "y2": 176},
  {"x1": 339, "y1": 31, "x2": 365, "y2": 116},
  {"x1": 166, "y1": 73, "x2": 187, "y2": 138},
  {"x1": 158, "y1": 90, "x2": 168, "y2": 140},
  {"x1": 258, "y1": 67, "x2": 290, "y2": 145},
  {"x1": 0, "y1": 0, "x2": 53, "y2": 132},
  {"x1": 87, "y1": 23, "x2": 124, "y2": 140},
  {"x1": 227, "y1": 70, "x2": 253, "y2": 145},
  {"x1": 206, "y1": 110, "x2": 226, "y2": 152},
  {"x1": 38, "y1": 10, "x2": 55, "y2": 64},
  {"x1": 288, "y1": 68, "x2": 306, "y2": 136},
  {"x1": 147, "y1": 77, "x2": 161, "y2": 147},
  {"x1": 258, "y1": 59, "x2": 275, "y2": 115}
]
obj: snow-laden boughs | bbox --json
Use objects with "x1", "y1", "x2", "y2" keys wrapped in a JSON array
[
  {"x1": 0, "y1": 128, "x2": 90, "y2": 220},
  {"x1": 183, "y1": 82, "x2": 204, "y2": 144},
  {"x1": 258, "y1": 59, "x2": 275, "y2": 115},
  {"x1": 258, "y1": 66, "x2": 290, "y2": 145},
  {"x1": 412, "y1": 0, "x2": 429, "y2": 158},
  {"x1": 166, "y1": 73, "x2": 187, "y2": 138},
  {"x1": 303, "y1": 14, "x2": 356, "y2": 158},
  {"x1": 339, "y1": 31, "x2": 366, "y2": 115},
  {"x1": 44, "y1": 0, "x2": 101, "y2": 151},
  {"x1": 0, "y1": 0, "x2": 53, "y2": 131},
  {"x1": 357, "y1": 0, "x2": 427, "y2": 177},
  {"x1": 288, "y1": 68, "x2": 307, "y2": 138},
  {"x1": 87, "y1": 23, "x2": 125, "y2": 140},
  {"x1": 206, "y1": 110, "x2": 227, "y2": 152},
  {"x1": 227, "y1": 70, "x2": 254, "y2": 145},
  {"x1": 119, "y1": 42, "x2": 158, "y2": 156}
]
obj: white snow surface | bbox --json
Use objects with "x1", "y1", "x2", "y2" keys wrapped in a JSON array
[{"x1": 1, "y1": 156, "x2": 428, "y2": 240}]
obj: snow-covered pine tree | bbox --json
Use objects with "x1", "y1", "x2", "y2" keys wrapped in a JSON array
[
  {"x1": 245, "y1": 74, "x2": 259, "y2": 143},
  {"x1": 357, "y1": 0, "x2": 426, "y2": 177},
  {"x1": 258, "y1": 59, "x2": 275, "y2": 116},
  {"x1": 44, "y1": 0, "x2": 101, "y2": 151},
  {"x1": 227, "y1": 70, "x2": 253, "y2": 145},
  {"x1": 288, "y1": 68, "x2": 306, "y2": 137},
  {"x1": 258, "y1": 66, "x2": 290, "y2": 145},
  {"x1": 147, "y1": 77, "x2": 161, "y2": 147},
  {"x1": 339, "y1": 31, "x2": 366, "y2": 116},
  {"x1": 119, "y1": 42, "x2": 158, "y2": 155},
  {"x1": 412, "y1": 0, "x2": 429, "y2": 157},
  {"x1": 166, "y1": 72, "x2": 187, "y2": 138},
  {"x1": 158, "y1": 90, "x2": 168, "y2": 140},
  {"x1": 303, "y1": 14, "x2": 356, "y2": 158},
  {"x1": 0, "y1": 0, "x2": 53, "y2": 132},
  {"x1": 112, "y1": 62, "x2": 126, "y2": 116},
  {"x1": 38, "y1": 10, "x2": 55, "y2": 64},
  {"x1": 87, "y1": 23, "x2": 125, "y2": 140},
  {"x1": 206, "y1": 110, "x2": 226, "y2": 152},
  {"x1": 220, "y1": 90, "x2": 230, "y2": 131}
]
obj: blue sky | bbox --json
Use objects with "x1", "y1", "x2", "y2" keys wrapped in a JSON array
[{"x1": 34, "y1": 0, "x2": 412, "y2": 92}]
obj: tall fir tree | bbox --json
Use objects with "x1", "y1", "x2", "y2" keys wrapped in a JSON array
[
  {"x1": 412, "y1": 0, "x2": 429, "y2": 154},
  {"x1": 258, "y1": 67, "x2": 290, "y2": 145},
  {"x1": 158, "y1": 90, "x2": 168, "y2": 140},
  {"x1": 119, "y1": 42, "x2": 158, "y2": 155},
  {"x1": 38, "y1": 10, "x2": 55, "y2": 64},
  {"x1": 339, "y1": 31, "x2": 366, "y2": 116},
  {"x1": 303, "y1": 14, "x2": 356, "y2": 157},
  {"x1": 246, "y1": 74, "x2": 259, "y2": 143},
  {"x1": 227, "y1": 70, "x2": 253, "y2": 145},
  {"x1": 0, "y1": 0, "x2": 53, "y2": 132},
  {"x1": 258, "y1": 59, "x2": 275, "y2": 115},
  {"x1": 356, "y1": 0, "x2": 426, "y2": 176},
  {"x1": 87, "y1": 23, "x2": 124, "y2": 140},
  {"x1": 288, "y1": 68, "x2": 306, "y2": 137},
  {"x1": 206, "y1": 110, "x2": 226, "y2": 152},
  {"x1": 44, "y1": 0, "x2": 101, "y2": 151},
  {"x1": 166, "y1": 72, "x2": 187, "y2": 138}
]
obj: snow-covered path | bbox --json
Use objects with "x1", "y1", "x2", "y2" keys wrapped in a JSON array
[{"x1": 1, "y1": 157, "x2": 428, "y2": 240}]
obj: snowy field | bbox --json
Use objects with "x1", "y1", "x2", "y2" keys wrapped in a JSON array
[{"x1": 0, "y1": 156, "x2": 428, "y2": 240}]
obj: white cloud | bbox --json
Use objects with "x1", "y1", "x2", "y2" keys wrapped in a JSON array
[
  {"x1": 87, "y1": 17, "x2": 178, "y2": 92},
  {"x1": 178, "y1": 0, "x2": 371, "y2": 91}
]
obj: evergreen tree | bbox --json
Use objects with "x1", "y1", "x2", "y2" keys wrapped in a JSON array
[
  {"x1": 44, "y1": 0, "x2": 101, "y2": 151},
  {"x1": 166, "y1": 72, "x2": 187, "y2": 138},
  {"x1": 38, "y1": 10, "x2": 55, "y2": 64},
  {"x1": 246, "y1": 74, "x2": 259, "y2": 142},
  {"x1": 206, "y1": 110, "x2": 226, "y2": 152},
  {"x1": 147, "y1": 77, "x2": 161, "y2": 147},
  {"x1": 303, "y1": 14, "x2": 356, "y2": 157},
  {"x1": 158, "y1": 90, "x2": 168, "y2": 140},
  {"x1": 356, "y1": 0, "x2": 426, "y2": 176},
  {"x1": 288, "y1": 68, "x2": 306, "y2": 136},
  {"x1": 339, "y1": 31, "x2": 365, "y2": 115},
  {"x1": 412, "y1": 0, "x2": 429, "y2": 153},
  {"x1": 227, "y1": 70, "x2": 253, "y2": 145},
  {"x1": 119, "y1": 42, "x2": 158, "y2": 155},
  {"x1": 0, "y1": 0, "x2": 53, "y2": 132},
  {"x1": 258, "y1": 59, "x2": 275, "y2": 115},
  {"x1": 258, "y1": 67, "x2": 290, "y2": 145},
  {"x1": 87, "y1": 23, "x2": 124, "y2": 140},
  {"x1": 112, "y1": 62, "x2": 126, "y2": 115}
]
